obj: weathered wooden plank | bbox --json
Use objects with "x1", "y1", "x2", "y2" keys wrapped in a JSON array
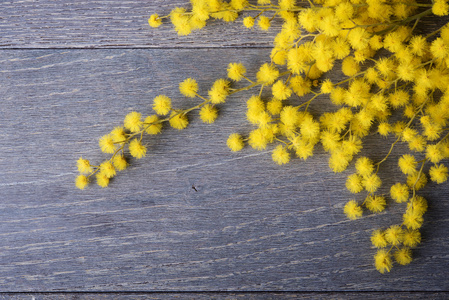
[
  {"x1": 1, "y1": 292, "x2": 449, "y2": 299},
  {"x1": 1, "y1": 49, "x2": 449, "y2": 292},
  {"x1": 0, "y1": 0, "x2": 442, "y2": 49},
  {"x1": 0, "y1": 0, "x2": 280, "y2": 49}
]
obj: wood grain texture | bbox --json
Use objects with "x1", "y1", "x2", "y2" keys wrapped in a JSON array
[
  {"x1": 0, "y1": 0, "x2": 279, "y2": 49},
  {"x1": 1, "y1": 292, "x2": 449, "y2": 299},
  {"x1": 1, "y1": 49, "x2": 449, "y2": 292},
  {"x1": 0, "y1": 0, "x2": 441, "y2": 49},
  {"x1": 2, "y1": 0, "x2": 449, "y2": 294}
]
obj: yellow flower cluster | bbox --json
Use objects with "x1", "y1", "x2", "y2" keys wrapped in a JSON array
[
  {"x1": 77, "y1": 0, "x2": 449, "y2": 273},
  {"x1": 75, "y1": 73, "x2": 242, "y2": 188}
]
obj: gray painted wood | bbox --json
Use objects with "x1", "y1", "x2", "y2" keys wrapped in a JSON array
[
  {"x1": 1, "y1": 0, "x2": 449, "y2": 294},
  {"x1": 0, "y1": 0, "x2": 442, "y2": 49},
  {"x1": 1, "y1": 49, "x2": 448, "y2": 292},
  {"x1": 0, "y1": 0, "x2": 281, "y2": 49},
  {"x1": 1, "y1": 292, "x2": 449, "y2": 299}
]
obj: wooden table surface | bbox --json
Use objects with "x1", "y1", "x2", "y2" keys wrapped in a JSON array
[{"x1": 1, "y1": 1, "x2": 449, "y2": 298}]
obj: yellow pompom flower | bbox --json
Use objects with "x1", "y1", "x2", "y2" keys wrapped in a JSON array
[
  {"x1": 246, "y1": 108, "x2": 262, "y2": 125},
  {"x1": 300, "y1": 116, "x2": 320, "y2": 140},
  {"x1": 124, "y1": 111, "x2": 143, "y2": 133},
  {"x1": 320, "y1": 79, "x2": 333, "y2": 94},
  {"x1": 77, "y1": 157, "x2": 93, "y2": 174},
  {"x1": 271, "y1": 48, "x2": 287, "y2": 65},
  {"x1": 344, "y1": 200, "x2": 363, "y2": 220},
  {"x1": 401, "y1": 128, "x2": 418, "y2": 143},
  {"x1": 346, "y1": 173, "x2": 363, "y2": 194},
  {"x1": 256, "y1": 63, "x2": 279, "y2": 85},
  {"x1": 171, "y1": 7, "x2": 192, "y2": 36},
  {"x1": 110, "y1": 127, "x2": 127, "y2": 143},
  {"x1": 433, "y1": 0, "x2": 449, "y2": 16},
  {"x1": 389, "y1": 90, "x2": 410, "y2": 108},
  {"x1": 144, "y1": 115, "x2": 162, "y2": 135},
  {"x1": 403, "y1": 210, "x2": 424, "y2": 230},
  {"x1": 75, "y1": 175, "x2": 89, "y2": 190},
  {"x1": 129, "y1": 139, "x2": 147, "y2": 159},
  {"x1": 267, "y1": 99, "x2": 283, "y2": 115},
  {"x1": 230, "y1": 0, "x2": 249, "y2": 10},
  {"x1": 363, "y1": 174, "x2": 382, "y2": 193},
  {"x1": 331, "y1": 38, "x2": 351, "y2": 59},
  {"x1": 370, "y1": 94, "x2": 388, "y2": 113},
  {"x1": 385, "y1": 225, "x2": 404, "y2": 246},
  {"x1": 227, "y1": 133, "x2": 244, "y2": 152},
  {"x1": 179, "y1": 78, "x2": 198, "y2": 98},
  {"x1": 272, "y1": 80, "x2": 292, "y2": 100},
  {"x1": 345, "y1": 79, "x2": 370, "y2": 107},
  {"x1": 247, "y1": 95, "x2": 264, "y2": 111},
  {"x1": 365, "y1": 195, "x2": 386, "y2": 213},
  {"x1": 408, "y1": 136, "x2": 426, "y2": 152},
  {"x1": 100, "y1": 161, "x2": 116, "y2": 178},
  {"x1": 280, "y1": 106, "x2": 299, "y2": 127},
  {"x1": 342, "y1": 56, "x2": 360, "y2": 77},
  {"x1": 208, "y1": 79, "x2": 230, "y2": 104},
  {"x1": 248, "y1": 128, "x2": 270, "y2": 150},
  {"x1": 192, "y1": 3, "x2": 209, "y2": 21},
  {"x1": 287, "y1": 47, "x2": 307, "y2": 75},
  {"x1": 429, "y1": 164, "x2": 449, "y2": 184},
  {"x1": 377, "y1": 122, "x2": 391, "y2": 136},
  {"x1": 403, "y1": 229, "x2": 421, "y2": 248},
  {"x1": 374, "y1": 249, "x2": 393, "y2": 274},
  {"x1": 279, "y1": 0, "x2": 295, "y2": 9},
  {"x1": 364, "y1": 67, "x2": 378, "y2": 84},
  {"x1": 329, "y1": 86, "x2": 345, "y2": 105},
  {"x1": 394, "y1": 248, "x2": 413, "y2": 265},
  {"x1": 335, "y1": 2, "x2": 354, "y2": 21},
  {"x1": 348, "y1": 27, "x2": 369, "y2": 50},
  {"x1": 371, "y1": 229, "x2": 388, "y2": 248},
  {"x1": 394, "y1": 123, "x2": 408, "y2": 135},
  {"x1": 426, "y1": 144, "x2": 444, "y2": 164},
  {"x1": 290, "y1": 76, "x2": 312, "y2": 97},
  {"x1": 355, "y1": 157, "x2": 374, "y2": 176},
  {"x1": 153, "y1": 95, "x2": 172, "y2": 115},
  {"x1": 96, "y1": 172, "x2": 110, "y2": 188},
  {"x1": 148, "y1": 14, "x2": 162, "y2": 28},
  {"x1": 199, "y1": 104, "x2": 218, "y2": 124},
  {"x1": 295, "y1": 143, "x2": 314, "y2": 160},
  {"x1": 113, "y1": 154, "x2": 128, "y2": 171},
  {"x1": 407, "y1": 172, "x2": 427, "y2": 190},
  {"x1": 329, "y1": 149, "x2": 350, "y2": 173},
  {"x1": 390, "y1": 183, "x2": 409, "y2": 203},
  {"x1": 99, "y1": 134, "x2": 116, "y2": 154},
  {"x1": 227, "y1": 63, "x2": 246, "y2": 81},
  {"x1": 298, "y1": 9, "x2": 316, "y2": 32},
  {"x1": 408, "y1": 196, "x2": 428, "y2": 216},
  {"x1": 169, "y1": 112, "x2": 189, "y2": 130},
  {"x1": 319, "y1": 14, "x2": 340, "y2": 37},
  {"x1": 430, "y1": 38, "x2": 448, "y2": 59},
  {"x1": 423, "y1": 122, "x2": 442, "y2": 141},
  {"x1": 258, "y1": 16, "x2": 271, "y2": 31},
  {"x1": 398, "y1": 154, "x2": 417, "y2": 175},
  {"x1": 405, "y1": 106, "x2": 418, "y2": 119},
  {"x1": 243, "y1": 16, "x2": 255, "y2": 28},
  {"x1": 255, "y1": 111, "x2": 272, "y2": 127},
  {"x1": 409, "y1": 35, "x2": 428, "y2": 57},
  {"x1": 320, "y1": 131, "x2": 341, "y2": 152},
  {"x1": 376, "y1": 57, "x2": 395, "y2": 78},
  {"x1": 397, "y1": 62, "x2": 415, "y2": 82},
  {"x1": 272, "y1": 145, "x2": 290, "y2": 165},
  {"x1": 345, "y1": 138, "x2": 364, "y2": 156},
  {"x1": 369, "y1": 35, "x2": 384, "y2": 50}
]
